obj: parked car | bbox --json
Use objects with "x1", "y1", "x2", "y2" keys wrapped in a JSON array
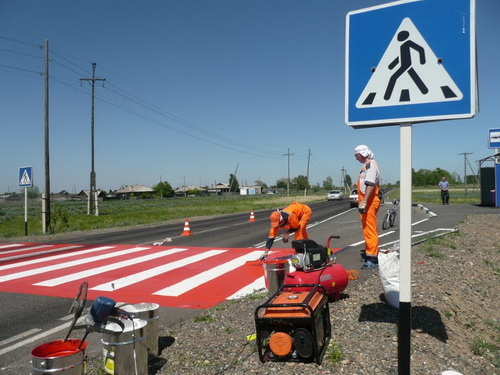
[
  {"x1": 348, "y1": 189, "x2": 358, "y2": 207},
  {"x1": 327, "y1": 190, "x2": 343, "y2": 201}
]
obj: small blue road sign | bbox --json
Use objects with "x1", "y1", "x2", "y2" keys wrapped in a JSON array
[
  {"x1": 19, "y1": 166, "x2": 33, "y2": 187},
  {"x1": 489, "y1": 128, "x2": 500, "y2": 149},
  {"x1": 346, "y1": 0, "x2": 477, "y2": 127}
]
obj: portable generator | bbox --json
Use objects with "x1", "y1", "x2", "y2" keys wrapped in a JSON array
[
  {"x1": 285, "y1": 239, "x2": 350, "y2": 301},
  {"x1": 254, "y1": 284, "x2": 331, "y2": 364}
]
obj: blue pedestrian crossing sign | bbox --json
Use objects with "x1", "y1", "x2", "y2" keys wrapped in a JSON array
[
  {"x1": 19, "y1": 166, "x2": 33, "y2": 187},
  {"x1": 346, "y1": 0, "x2": 477, "y2": 127}
]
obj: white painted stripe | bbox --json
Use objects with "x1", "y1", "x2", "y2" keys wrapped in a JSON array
[
  {"x1": 0, "y1": 328, "x2": 42, "y2": 348},
  {"x1": 36, "y1": 247, "x2": 190, "y2": 287},
  {"x1": 0, "y1": 246, "x2": 113, "y2": 271},
  {"x1": 412, "y1": 218, "x2": 429, "y2": 226},
  {"x1": 227, "y1": 276, "x2": 265, "y2": 300},
  {"x1": 1, "y1": 246, "x2": 56, "y2": 256},
  {"x1": 154, "y1": 250, "x2": 262, "y2": 297},
  {"x1": 0, "y1": 243, "x2": 23, "y2": 250},
  {"x1": 0, "y1": 321, "x2": 71, "y2": 356},
  {"x1": 0, "y1": 245, "x2": 86, "y2": 263},
  {"x1": 91, "y1": 249, "x2": 226, "y2": 291},
  {"x1": 0, "y1": 244, "x2": 52, "y2": 254},
  {"x1": 0, "y1": 247, "x2": 150, "y2": 283}
]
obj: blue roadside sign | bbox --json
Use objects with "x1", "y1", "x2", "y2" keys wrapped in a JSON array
[
  {"x1": 346, "y1": 0, "x2": 477, "y2": 127},
  {"x1": 488, "y1": 128, "x2": 500, "y2": 149},
  {"x1": 19, "y1": 166, "x2": 33, "y2": 187}
]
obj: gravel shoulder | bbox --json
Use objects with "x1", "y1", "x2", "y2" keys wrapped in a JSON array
[{"x1": 83, "y1": 213, "x2": 499, "y2": 375}]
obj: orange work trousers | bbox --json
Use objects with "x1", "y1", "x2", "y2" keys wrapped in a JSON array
[{"x1": 359, "y1": 197, "x2": 380, "y2": 258}]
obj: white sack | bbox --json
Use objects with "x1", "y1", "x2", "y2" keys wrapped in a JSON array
[{"x1": 378, "y1": 243, "x2": 400, "y2": 308}]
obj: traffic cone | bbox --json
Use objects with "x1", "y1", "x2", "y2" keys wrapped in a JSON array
[
  {"x1": 248, "y1": 210, "x2": 256, "y2": 222},
  {"x1": 180, "y1": 218, "x2": 193, "y2": 236}
]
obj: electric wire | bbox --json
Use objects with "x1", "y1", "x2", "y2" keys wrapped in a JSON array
[{"x1": 2, "y1": 37, "x2": 324, "y2": 180}]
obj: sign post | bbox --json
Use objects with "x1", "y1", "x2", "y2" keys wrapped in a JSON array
[
  {"x1": 346, "y1": 0, "x2": 476, "y2": 373},
  {"x1": 488, "y1": 129, "x2": 500, "y2": 207},
  {"x1": 19, "y1": 166, "x2": 33, "y2": 236}
]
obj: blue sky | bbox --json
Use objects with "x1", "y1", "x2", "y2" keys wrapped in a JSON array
[{"x1": 1, "y1": 0, "x2": 498, "y2": 194}]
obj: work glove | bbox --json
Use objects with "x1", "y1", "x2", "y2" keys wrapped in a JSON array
[
  {"x1": 358, "y1": 201, "x2": 367, "y2": 214},
  {"x1": 282, "y1": 232, "x2": 289, "y2": 243}
]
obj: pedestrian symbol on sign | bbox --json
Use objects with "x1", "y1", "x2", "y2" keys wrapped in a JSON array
[
  {"x1": 20, "y1": 170, "x2": 31, "y2": 185},
  {"x1": 356, "y1": 17, "x2": 463, "y2": 108}
]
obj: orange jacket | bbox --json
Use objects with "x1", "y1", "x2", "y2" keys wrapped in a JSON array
[{"x1": 268, "y1": 202, "x2": 312, "y2": 238}]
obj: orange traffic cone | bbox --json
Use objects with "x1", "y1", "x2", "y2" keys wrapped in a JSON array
[
  {"x1": 180, "y1": 218, "x2": 193, "y2": 236},
  {"x1": 248, "y1": 210, "x2": 256, "y2": 222}
]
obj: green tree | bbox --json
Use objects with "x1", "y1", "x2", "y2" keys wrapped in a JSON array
[
  {"x1": 345, "y1": 174, "x2": 353, "y2": 189},
  {"x1": 153, "y1": 181, "x2": 173, "y2": 198},
  {"x1": 228, "y1": 174, "x2": 239, "y2": 193},
  {"x1": 24, "y1": 185, "x2": 40, "y2": 199},
  {"x1": 255, "y1": 179, "x2": 268, "y2": 189},
  {"x1": 412, "y1": 168, "x2": 455, "y2": 186},
  {"x1": 291, "y1": 175, "x2": 309, "y2": 191},
  {"x1": 323, "y1": 176, "x2": 333, "y2": 191},
  {"x1": 276, "y1": 178, "x2": 288, "y2": 189}
]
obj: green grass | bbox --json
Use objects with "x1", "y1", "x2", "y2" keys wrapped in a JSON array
[
  {"x1": 0, "y1": 193, "x2": 324, "y2": 238},
  {"x1": 0, "y1": 184, "x2": 484, "y2": 238},
  {"x1": 326, "y1": 341, "x2": 345, "y2": 366},
  {"x1": 384, "y1": 185, "x2": 481, "y2": 205}
]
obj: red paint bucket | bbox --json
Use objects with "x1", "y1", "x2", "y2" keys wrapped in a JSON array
[{"x1": 31, "y1": 339, "x2": 87, "y2": 374}]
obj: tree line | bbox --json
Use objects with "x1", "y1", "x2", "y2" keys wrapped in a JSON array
[{"x1": 8, "y1": 167, "x2": 476, "y2": 198}]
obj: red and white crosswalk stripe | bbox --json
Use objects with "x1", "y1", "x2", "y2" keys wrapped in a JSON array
[{"x1": 0, "y1": 243, "x2": 293, "y2": 309}]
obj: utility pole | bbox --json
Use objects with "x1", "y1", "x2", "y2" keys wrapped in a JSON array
[
  {"x1": 80, "y1": 63, "x2": 106, "y2": 215},
  {"x1": 458, "y1": 152, "x2": 473, "y2": 195},
  {"x1": 341, "y1": 166, "x2": 350, "y2": 194},
  {"x1": 340, "y1": 167, "x2": 345, "y2": 193},
  {"x1": 305, "y1": 149, "x2": 311, "y2": 196},
  {"x1": 43, "y1": 39, "x2": 51, "y2": 233},
  {"x1": 283, "y1": 148, "x2": 294, "y2": 197}
]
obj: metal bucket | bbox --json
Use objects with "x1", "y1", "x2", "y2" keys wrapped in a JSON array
[
  {"x1": 119, "y1": 302, "x2": 160, "y2": 356},
  {"x1": 101, "y1": 318, "x2": 148, "y2": 375},
  {"x1": 263, "y1": 260, "x2": 289, "y2": 295},
  {"x1": 31, "y1": 339, "x2": 87, "y2": 374}
]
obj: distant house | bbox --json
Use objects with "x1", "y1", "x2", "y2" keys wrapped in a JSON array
[
  {"x1": 77, "y1": 189, "x2": 106, "y2": 199},
  {"x1": 207, "y1": 182, "x2": 231, "y2": 195},
  {"x1": 174, "y1": 185, "x2": 207, "y2": 197},
  {"x1": 113, "y1": 185, "x2": 154, "y2": 199},
  {"x1": 239, "y1": 185, "x2": 262, "y2": 195},
  {"x1": 52, "y1": 190, "x2": 71, "y2": 201}
]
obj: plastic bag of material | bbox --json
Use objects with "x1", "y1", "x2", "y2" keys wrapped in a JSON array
[{"x1": 378, "y1": 242, "x2": 400, "y2": 308}]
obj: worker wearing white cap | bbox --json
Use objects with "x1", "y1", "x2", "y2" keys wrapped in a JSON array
[{"x1": 354, "y1": 145, "x2": 381, "y2": 269}]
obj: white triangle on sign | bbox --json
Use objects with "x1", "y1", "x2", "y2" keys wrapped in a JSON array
[
  {"x1": 20, "y1": 170, "x2": 31, "y2": 185},
  {"x1": 356, "y1": 17, "x2": 463, "y2": 108}
]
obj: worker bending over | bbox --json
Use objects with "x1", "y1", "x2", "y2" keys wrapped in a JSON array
[{"x1": 260, "y1": 201, "x2": 312, "y2": 260}]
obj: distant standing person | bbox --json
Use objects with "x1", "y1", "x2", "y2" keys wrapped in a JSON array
[
  {"x1": 439, "y1": 176, "x2": 450, "y2": 204},
  {"x1": 260, "y1": 201, "x2": 312, "y2": 260},
  {"x1": 354, "y1": 145, "x2": 381, "y2": 269}
]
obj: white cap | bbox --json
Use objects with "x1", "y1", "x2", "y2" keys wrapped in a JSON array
[{"x1": 354, "y1": 145, "x2": 374, "y2": 158}]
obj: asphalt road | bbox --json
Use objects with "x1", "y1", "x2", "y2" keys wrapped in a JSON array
[{"x1": 0, "y1": 199, "x2": 496, "y2": 372}]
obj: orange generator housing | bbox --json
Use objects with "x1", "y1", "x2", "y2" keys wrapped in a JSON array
[{"x1": 254, "y1": 284, "x2": 331, "y2": 364}]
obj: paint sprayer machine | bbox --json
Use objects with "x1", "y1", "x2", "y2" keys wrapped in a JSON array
[{"x1": 255, "y1": 236, "x2": 358, "y2": 364}]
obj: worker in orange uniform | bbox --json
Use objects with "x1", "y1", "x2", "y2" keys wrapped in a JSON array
[
  {"x1": 260, "y1": 201, "x2": 312, "y2": 260},
  {"x1": 354, "y1": 145, "x2": 381, "y2": 269}
]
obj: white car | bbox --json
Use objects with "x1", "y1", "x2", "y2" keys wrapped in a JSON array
[
  {"x1": 348, "y1": 189, "x2": 358, "y2": 207},
  {"x1": 327, "y1": 190, "x2": 343, "y2": 201}
]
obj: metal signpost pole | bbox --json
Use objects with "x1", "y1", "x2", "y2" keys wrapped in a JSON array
[
  {"x1": 24, "y1": 187, "x2": 28, "y2": 236},
  {"x1": 399, "y1": 123, "x2": 413, "y2": 373}
]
